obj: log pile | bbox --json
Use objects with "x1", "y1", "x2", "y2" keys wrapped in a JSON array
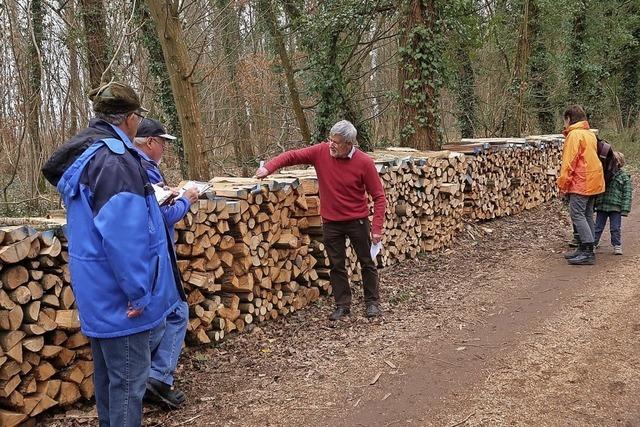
[
  {"x1": 447, "y1": 135, "x2": 563, "y2": 221},
  {"x1": 173, "y1": 177, "x2": 326, "y2": 345},
  {"x1": 273, "y1": 148, "x2": 468, "y2": 275},
  {"x1": 0, "y1": 135, "x2": 565, "y2": 422},
  {"x1": 0, "y1": 223, "x2": 93, "y2": 426}
]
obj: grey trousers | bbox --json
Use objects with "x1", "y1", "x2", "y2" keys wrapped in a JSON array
[{"x1": 569, "y1": 194, "x2": 595, "y2": 244}]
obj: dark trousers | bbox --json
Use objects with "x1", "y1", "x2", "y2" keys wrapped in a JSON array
[
  {"x1": 323, "y1": 218, "x2": 379, "y2": 307},
  {"x1": 594, "y1": 211, "x2": 622, "y2": 246},
  {"x1": 90, "y1": 329, "x2": 153, "y2": 427}
]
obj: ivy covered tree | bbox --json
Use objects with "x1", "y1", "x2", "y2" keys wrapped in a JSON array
[
  {"x1": 290, "y1": 0, "x2": 391, "y2": 150},
  {"x1": 398, "y1": 0, "x2": 442, "y2": 150},
  {"x1": 134, "y1": 1, "x2": 186, "y2": 175}
]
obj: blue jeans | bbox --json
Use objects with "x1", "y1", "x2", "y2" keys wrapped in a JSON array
[
  {"x1": 149, "y1": 301, "x2": 188, "y2": 385},
  {"x1": 595, "y1": 211, "x2": 622, "y2": 246},
  {"x1": 90, "y1": 329, "x2": 154, "y2": 427}
]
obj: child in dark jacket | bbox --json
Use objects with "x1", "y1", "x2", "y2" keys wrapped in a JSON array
[{"x1": 594, "y1": 152, "x2": 633, "y2": 255}]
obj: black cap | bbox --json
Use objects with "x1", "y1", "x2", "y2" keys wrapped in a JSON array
[
  {"x1": 136, "y1": 118, "x2": 177, "y2": 140},
  {"x1": 88, "y1": 82, "x2": 148, "y2": 115}
]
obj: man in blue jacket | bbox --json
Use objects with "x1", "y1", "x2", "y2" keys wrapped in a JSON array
[
  {"x1": 41, "y1": 82, "x2": 184, "y2": 427},
  {"x1": 134, "y1": 118, "x2": 197, "y2": 409}
]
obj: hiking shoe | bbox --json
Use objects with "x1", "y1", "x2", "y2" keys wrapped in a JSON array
[
  {"x1": 563, "y1": 249, "x2": 580, "y2": 259},
  {"x1": 568, "y1": 234, "x2": 581, "y2": 248},
  {"x1": 613, "y1": 245, "x2": 623, "y2": 255},
  {"x1": 567, "y1": 244, "x2": 595, "y2": 265},
  {"x1": 329, "y1": 306, "x2": 350, "y2": 321},
  {"x1": 366, "y1": 303, "x2": 382, "y2": 318},
  {"x1": 145, "y1": 378, "x2": 186, "y2": 410}
]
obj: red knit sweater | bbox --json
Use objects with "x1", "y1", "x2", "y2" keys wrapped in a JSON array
[{"x1": 265, "y1": 142, "x2": 386, "y2": 234}]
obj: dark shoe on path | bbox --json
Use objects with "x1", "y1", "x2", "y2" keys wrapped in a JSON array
[
  {"x1": 329, "y1": 306, "x2": 351, "y2": 321},
  {"x1": 366, "y1": 303, "x2": 382, "y2": 318},
  {"x1": 563, "y1": 249, "x2": 580, "y2": 259},
  {"x1": 145, "y1": 378, "x2": 186, "y2": 410},
  {"x1": 567, "y1": 244, "x2": 595, "y2": 265},
  {"x1": 568, "y1": 234, "x2": 581, "y2": 248}
]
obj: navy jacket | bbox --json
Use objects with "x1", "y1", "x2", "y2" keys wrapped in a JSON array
[{"x1": 42, "y1": 120, "x2": 183, "y2": 338}]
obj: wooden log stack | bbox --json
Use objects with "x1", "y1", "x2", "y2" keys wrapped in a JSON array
[
  {"x1": 174, "y1": 177, "x2": 325, "y2": 345},
  {"x1": 0, "y1": 135, "x2": 565, "y2": 423},
  {"x1": 449, "y1": 135, "x2": 563, "y2": 221},
  {"x1": 373, "y1": 148, "x2": 467, "y2": 264},
  {"x1": 273, "y1": 148, "x2": 468, "y2": 275},
  {"x1": 0, "y1": 223, "x2": 92, "y2": 426}
]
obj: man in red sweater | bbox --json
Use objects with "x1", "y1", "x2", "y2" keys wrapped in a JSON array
[{"x1": 255, "y1": 120, "x2": 386, "y2": 320}]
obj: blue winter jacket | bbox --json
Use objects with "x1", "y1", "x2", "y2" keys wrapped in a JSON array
[
  {"x1": 136, "y1": 150, "x2": 190, "y2": 243},
  {"x1": 42, "y1": 120, "x2": 182, "y2": 338}
]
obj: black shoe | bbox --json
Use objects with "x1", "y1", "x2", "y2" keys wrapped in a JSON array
[
  {"x1": 568, "y1": 233, "x2": 581, "y2": 248},
  {"x1": 563, "y1": 249, "x2": 580, "y2": 259},
  {"x1": 146, "y1": 378, "x2": 186, "y2": 410},
  {"x1": 567, "y1": 244, "x2": 595, "y2": 265},
  {"x1": 329, "y1": 306, "x2": 350, "y2": 321},
  {"x1": 366, "y1": 303, "x2": 382, "y2": 318}
]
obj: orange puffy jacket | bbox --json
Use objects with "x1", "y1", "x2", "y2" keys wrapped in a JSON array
[{"x1": 557, "y1": 121, "x2": 605, "y2": 196}]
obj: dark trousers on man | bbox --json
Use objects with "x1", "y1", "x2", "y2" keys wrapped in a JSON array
[{"x1": 323, "y1": 218, "x2": 379, "y2": 307}]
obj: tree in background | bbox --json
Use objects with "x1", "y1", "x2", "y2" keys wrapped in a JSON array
[
  {"x1": 134, "y1": 0, "x2": 186, "y2": 175},
  {"x1": 146, "y1": 0, "x2": 210, "y2": 180},
  {"x1": 2, "y1": 0, "x2": 640, "y2": 212},
  {"x1": 216, "y1": 0, "x2": 255, "y2": 176},
  {"x1": 398, "y1": 0, "x2": 442, "y2": 150},
  {"x1": 257, "y1": 0, "x2": 311, "y2": 145},
  {"x1": 293, "y1": 0, "x2": 387, "y2": 150},
  {"x1": 444, "y1": 0, "x2": 480, "y2": 138},
  {"x1": 27, "y1": 0, "x2": 44, "y2": 196},
  {"x1": 79, "y1": 0, "x2": 110, "y2": 87}
]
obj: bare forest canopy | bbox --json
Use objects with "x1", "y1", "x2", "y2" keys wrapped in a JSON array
[{"x1": 1, "y1": 0, "x2": 639, "y2": 215}]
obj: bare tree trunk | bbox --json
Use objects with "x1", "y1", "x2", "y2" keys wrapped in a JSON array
[
  {"x1": 215, "y1": 0, "x2": 255, "y2": 176},
  {"x1": 79, "y1": 0, "x2": 110, "y2": 88},
  {"x1": 146, "y1": 0, "x2": 209, "y2": 180},
  {"x1": 398, "y1": 0, "x2": 439, "y2": 150},
  {"x1": 258, "y1": 0, "x2": 311, "y2": 145},
  {"x1": 454, "y1": 45, "x2": 477, "y2": 138},
  {"x1": 28, "y1": 0, "x2": 44, "y2": 196},
  {"x1": 512, "y1": 0, "x2": 531, "y2": 136},
  {"x1": 134, "y1": 0, "x2": 187, "y2": 175},
  {"x1": 66, "y1": 1, "x2": 81, "y2": 136},
  {"x1": 528, "y1": 0, "x2": 554, "y2": 134}
]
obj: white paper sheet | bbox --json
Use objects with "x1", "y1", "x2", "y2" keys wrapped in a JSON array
[{"x1": 370, "y1": 242, "x2": 382, "y2": 260}]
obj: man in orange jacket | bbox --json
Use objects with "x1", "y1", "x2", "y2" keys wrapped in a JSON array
[{"x1": 557, "y1": 105, "x2": 605, "y2": 265}]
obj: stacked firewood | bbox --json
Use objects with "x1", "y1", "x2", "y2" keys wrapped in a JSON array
[
  {"x1": 449, "y1": 136, "x2": 563, "y2": 221},
  {"x1": 0, "y1": 135, "x2": 566, "y2": 423},
  {"x1": 174, "y1": 177, "x2": 326, "y2": 345},
  {"x1": 272, "y1": 148, "x2": 468, "y2": 278},
  {"x1": 0, "y1": 223, "x2": 92, "y2": 426},
  {"x1": 373, "y1": 148, "x2": 467, "y2": 264}
]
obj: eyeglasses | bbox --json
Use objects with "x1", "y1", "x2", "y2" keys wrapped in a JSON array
[{"x1": 150, "y1": 137, "x2": 166, "y2": 148}]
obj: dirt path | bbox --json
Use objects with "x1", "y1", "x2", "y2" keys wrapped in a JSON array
[{"x1": 45, "y1": 190, "x2": 640, "y2": 427}]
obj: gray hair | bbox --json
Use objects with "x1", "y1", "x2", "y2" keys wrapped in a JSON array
[
  {"x1": 330, "y1": 120, "x2": 357, "y2": 144},
  {"x1": 133, "y1": 137, "x2": 147, "y2": 146},
  {"x1": 95, "y1": 111, "x2": 130, "y2": 126}
]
